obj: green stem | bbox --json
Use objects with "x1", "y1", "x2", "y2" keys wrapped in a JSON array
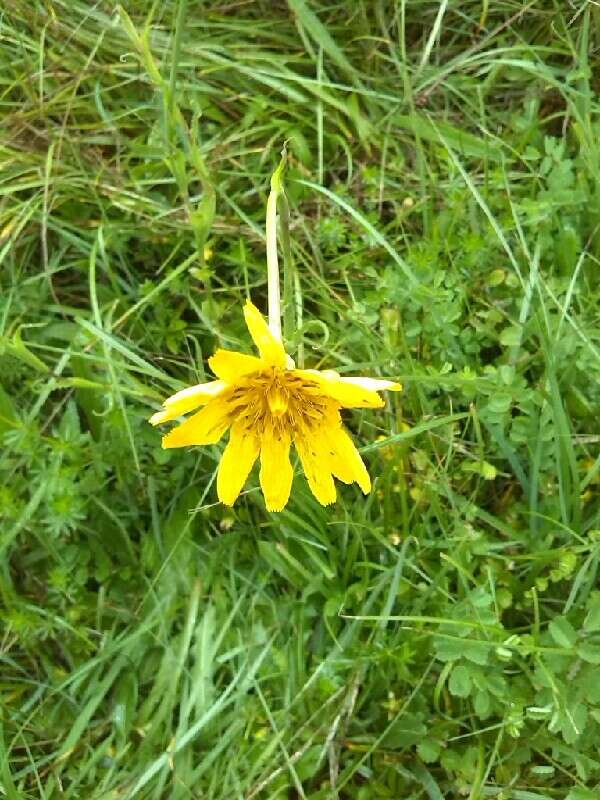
[
  {"x1": 266, "y1": 172, "x2": 282, "y2": 341},
  {"x1": 266, "y1": 146, "x2": 291, "y2": 342},
  {"x1": 279, "y1": 190, "x2": 295, "y2": 343}
]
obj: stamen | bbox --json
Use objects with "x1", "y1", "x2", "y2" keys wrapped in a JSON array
[
  {"x1": 229, "y1": 371, "x2": 330, "y2": 441},
  {"x1": 267, "y1": 383, "x2": 288, "y2": 415}
]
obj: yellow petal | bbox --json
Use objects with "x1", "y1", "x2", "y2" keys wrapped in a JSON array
[
  {"x1": 295, "y1": 369, "x2": 384, "y2": 409},
  {"x1": 149, "y1": 380, "x2": 227, "y2": 425},
  {"x1": 325, "y1": 437, "x2": 355, "y2": 484},
  {"x1": 339, "y1": 376, "x2": 402, "y2": 393},
  {"x1": 209, "y1": 349, "x2": 263, "y2": 382},
  {"x1": 313, "y1": 406, "x2": 354, "y2": 484},
  {"x1": 259, "y1": 426, "x2": 293, "y2": 512},
  {"x1": 162, "y1": 398, "x2": 230, "y2": 448},
  {"x1": 295, "y1": 433, "x2": 336, "y2": 506},
  {"x1": 326, "y1": 424, "x2": 371, "y2": 494},
  {"x1": 217, "y1": 422, "x2": 260, "y2": 506},
  {"x1": 243, "y1": 300, "x2": 287, "y2": 367}
]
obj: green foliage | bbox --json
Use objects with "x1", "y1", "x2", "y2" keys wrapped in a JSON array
[{"x1": 1, "y1": 0, "x2": 600, "y2": 798}]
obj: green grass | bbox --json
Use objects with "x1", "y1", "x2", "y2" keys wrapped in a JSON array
[{"x1": 2, "y1": 0, "x2": 600, "y2": 797}]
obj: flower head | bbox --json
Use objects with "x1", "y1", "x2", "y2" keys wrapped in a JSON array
[{"x1": 150, "y1": 300, "x2": 401, "y2": 512}]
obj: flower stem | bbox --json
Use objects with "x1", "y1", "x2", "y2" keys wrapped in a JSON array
[
  {"x1": 266, "y1": 185, "x2": 281, "y2": 340},
  {"x1": 279, "y1": 187, "x2": 295, "y2": 345},
  {"x1": 266, "y1": 147, "x2": 289, "y2": 342}
]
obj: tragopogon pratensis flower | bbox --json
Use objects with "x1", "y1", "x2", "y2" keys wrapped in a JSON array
[{"x1": 150, "y1": 300, "x2": 401, "y2": 512}]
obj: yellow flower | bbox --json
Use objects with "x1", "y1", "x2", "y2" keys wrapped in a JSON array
[{"x1": 150, "y1": 300, "x2": 401, "y2": 512}]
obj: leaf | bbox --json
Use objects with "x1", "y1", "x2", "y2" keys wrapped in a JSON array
[
  {"x1": 257, "y1": 541, "x2": 312, "y2": 589},
  {"x1": 361, "y1": 413, "x2": 470, "y2": 452},
  {"x1": 474, "y1": 689, "x2": 490, "y2": 718},
  {"x1": 417, "y1": 738, "x2": 441, "y2": 764},
  {"x1": 382, "y1": 713, "x2": 427, "y2": 748},
  {"x1": 113, "y1": 670, "x2": 139, "y2": 742},
  {"x1": 394, "y1": 114, "x2": 504, "y2": 161},
  {"x1": 583, "y1": 597, "x2": 600, "y2": 632},
  {"x1": 578, "y1": 642, "x2": 600, "y2": 664},
  {"x1": 411, "y1": 761, "x2": 444, "y2": 800},
  {"x1": 461, "y1": 638, "x2": 490, "y2": 665},
  {"x1": 566, "y1": 788, "x2": 597, "y2": 800},
  {"x1": 2, "y1": 328, "x2": 48, "y2": 373},
  {"x1": 548, "y1": 616, "x2": 577, "y2": 649},
  {"x1": 434, "y1": 636, "x2": 465, "y2": 662},
  {"x1": 487, "y1": 268, "x2": 506, "y2": 286},
  {"x1": 559, "y1": 703, "x2": 587, "y2": 745},
  {"x1": 0, "y1": 382, "x2": 17, "y2": 434},
  {"x1": 462, "y1": 460, "x2": 497, "y2": 480},
  {"x1": 287, "y1": 0, "x2": 357, "y2": 78},
  {"x1": 500, "y1": 325, "x2": 523, "y2": 347},
  {"x1": 487, "y1": 393, "x2": 513, "y2": 414},
  {"x1": 448, "y1": 665, "x2": 471, "y2": 697},
  {"x1": 296, "y1": 745, "x2": 324, "y2": 781}
]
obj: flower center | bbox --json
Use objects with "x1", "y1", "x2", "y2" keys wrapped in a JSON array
[{"x1": 228, "y1": 369, "x2": 329, "y2": 435}]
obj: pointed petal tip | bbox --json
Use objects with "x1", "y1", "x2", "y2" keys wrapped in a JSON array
[
  {"x1": 339, "y1": 376, "x2": 402, "y2": 394},
  {"x1": 163, "y1": 380, "x2": 227, "y2": 407},
  {"x1": 320, "y1": 497, "x2": 336, "y2": 507},
  {"x1": 243, "y1": 298, "x2": 263, "y2": 324},
  {"x1": 161, "y1": 431, "x2": 178, "y2": 449},
  {"x1": 264, "y1": 488, "x2": 292, "y2": 512},
  {"x1": 265, "y1": 503, "x2": 286, "y2": 513},
  {"x1": 310, "y1": 491, "x2": 336, "y2": 507},
  {"x1": 209, "y1": 349, "x2": 263, "y2": 382},
  {"x1": 262, "y1": 483, "x2": 293, "y2": 513},
  {"x1": 149, "y1": 411, "x2": 167, "y2": 426},
  {"x1": 243, "y1": 298, "x2": 288, "y2": 367}
]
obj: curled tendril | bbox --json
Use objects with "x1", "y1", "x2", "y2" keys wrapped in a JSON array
[
  {"x1": 294, "y1": 319, "x2": 330, "y2": 351},
  {"x1": 92, "y1": 394, "x2": 115, "y2": 417}
]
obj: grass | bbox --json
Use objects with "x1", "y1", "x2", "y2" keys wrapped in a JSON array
[{"x1": 1, "y1": 0, "x2": 600, "y2": 797}]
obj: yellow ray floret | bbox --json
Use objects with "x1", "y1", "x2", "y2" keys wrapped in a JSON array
[{"x1": 149, "y1": 300, "x2": 401, "y2": 512}]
